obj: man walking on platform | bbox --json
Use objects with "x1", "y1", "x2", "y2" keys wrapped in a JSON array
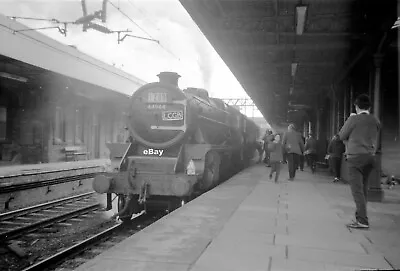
[
  {"x1": 282, "y1": 124, "x2": 304, "y2": 181},
  {"x1": 305, "y1": 134, "x2": 318, "y2": 173},
  {"x1": 298, "y1": 135, "x2": 306, "y2": 171},
  {"x1": 263, "y1": 130, "x2": 274, "y2": 167},
  {"x1": 268, "y1": 134, "x2": 283, "y2": 183},
  {"x1": 327, "y1": 134, "x2": 345, "y2": 182},
  {"x1": 339, "y1": 94, "x2": 380, "y2": 229}
]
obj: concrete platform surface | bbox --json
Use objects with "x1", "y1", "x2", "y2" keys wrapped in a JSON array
[
  {"x1": 76, "y1": 164, "x2": 400, "y2": 271},
  {"x1": 0, "y1": 159, "x2": 109, "y2": 177},
  {"x1": 0, "y1": 159, "x2": 109, "y2": 186}
]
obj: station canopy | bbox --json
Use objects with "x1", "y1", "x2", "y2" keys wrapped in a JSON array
[{"x1": 179, "y1": 0, "x2": 398, "y2": 127}]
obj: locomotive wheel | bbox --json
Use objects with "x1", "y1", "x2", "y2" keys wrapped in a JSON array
[
  {"x1": 117, "y1": 194, "x2": 140, "y2": 222},
  {"x1": 201, "y1": 151, "x2": 221, "y2": 191}
]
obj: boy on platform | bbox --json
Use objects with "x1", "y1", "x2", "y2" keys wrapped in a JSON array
[{"x1": 268, "y1": 134, "x2": 283, "y2": 183}]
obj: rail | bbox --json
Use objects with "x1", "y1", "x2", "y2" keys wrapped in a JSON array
[
  {"x1": 0, "y1": 173, "x2": 96, "y2": 194},
  {"x1": 0, "y1": 192, "x2": 100, "y2": 241},
  {"x1": 22, "y1": 211, "x2": 154, "y2": 271}
]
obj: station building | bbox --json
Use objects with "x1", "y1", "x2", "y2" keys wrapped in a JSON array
[{"x1": 0, "y1": 14, "x2": 145, "y2": 166}]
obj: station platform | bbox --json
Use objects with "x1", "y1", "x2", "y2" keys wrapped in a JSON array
[
  {"x1": 0, "y1": 159, "x2": 110, "y2": 177},
  {"x1": 76, "y1": 164, "x2": 400, "y2": 271},
  {"x1": 0, "y1": 159, "x2": 110, "y2": 186},
  {"x1": 0, "y1": 159, "x2": 111, "y2": 213}
]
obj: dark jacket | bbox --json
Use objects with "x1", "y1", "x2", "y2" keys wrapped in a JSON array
[
  {"x1": 282, "y1": 130, "x2": 304, "y2": 155},
  {"x1": 305, "y1": 137, "x2": 317, "y2": 154},
  {"x1": 327, "y1": 138, "x2": 345, "y2": 158},
  {"x1": 268, "y1": 141, "x2": 283, "y2": 162},
  {"x1": 338, "y1": 113, "x2": 380, "y2": 155}
]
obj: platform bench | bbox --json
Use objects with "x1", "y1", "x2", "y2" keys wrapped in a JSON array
[{"x1": 64, "y1": 146, "x2": 89, "y2": 161}]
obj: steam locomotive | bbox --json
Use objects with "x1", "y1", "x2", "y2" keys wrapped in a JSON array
[{"x1": 92, "y1": 72, "x2": 260, "y2": 221}]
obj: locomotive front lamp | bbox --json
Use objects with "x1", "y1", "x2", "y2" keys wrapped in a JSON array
[
  {"x1": 295, "y1": 6, "x2": 308, "y2": 35},
  {"x1": 186, "y1": 160, "x2": 196, "y2": 175}
]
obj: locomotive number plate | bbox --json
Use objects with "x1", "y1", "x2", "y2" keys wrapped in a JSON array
[
  {"x1": 162, "y1": 111, "x2": 184, "y2": 121},
  {"x1": 148, "y1": 92, "x2": 167, "y2": 103}
]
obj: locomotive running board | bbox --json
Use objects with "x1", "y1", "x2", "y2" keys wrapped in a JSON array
[{"x1": 130, "y1": 156, "x2": 178, "y2": 175}]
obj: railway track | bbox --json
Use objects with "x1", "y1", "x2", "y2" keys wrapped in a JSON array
[
  {"x1": 0, "y1": 192, "x2": 100, "y2": 241},
  {"x1": 0, "y1": 173, "x2": 97, "y2": 194},
  {"x1": 22, "y1": 211, "x2": 162, "y2": 271}
]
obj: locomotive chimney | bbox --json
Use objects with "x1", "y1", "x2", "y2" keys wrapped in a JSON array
[{"x1": 157, "y1": 72, "x2": 181, "y2": 87}]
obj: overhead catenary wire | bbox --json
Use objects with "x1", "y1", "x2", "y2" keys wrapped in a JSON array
[
  {"x1": 127, "y1": 0, "x2": 160, "y2": 31},
  {"x1": 6, "y1": 16, "x2": 72, "y2": 36},
  {"x1": 108, "y1": 0, "x2": 180, "y2": 61},
  {"x1": 108, "y1": 0, "x2": 153, "y2": 39},
  {"x1": 7, "y1": 16, "x2": 75, "y2": 24},
  {"x1": 8, "y1": 3, "x2": 180, "y2": 61},
  {"x1": 0, "y1": 23, "x2": 144, "y2": 84}
]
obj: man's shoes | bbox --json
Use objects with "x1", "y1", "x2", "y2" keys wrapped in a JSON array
[
  {"x1": 346, "y1": 220, "x2": 369, "y2": 229},
  {"x1": 333, "y1": 178, "x2": 340, "y2": 183},
  {"x1": 269, "y1": 174, "x2": 273, "y2": 180},
  {"x1": 287, "y1": 178, "x2": 294, "y2": 181}
]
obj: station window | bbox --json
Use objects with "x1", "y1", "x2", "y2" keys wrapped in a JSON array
[
  {"x1": 108, "y1": 115, "x2": 114, "y2": 142},
  {"x1": 54, "y1": 106, "x2": 65, "y2": 143},
  {"x1": 75, "y1": 107, "x2": 84, "y2": 144},
  {"x1": 0, "y1": 107, "x2": 6, "y2": 141}
]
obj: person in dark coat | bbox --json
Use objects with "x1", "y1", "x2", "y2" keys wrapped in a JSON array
[
  {"x1": 298, "y1": 135, "x2": 306, "y2": 171},
  {"x1": 263, "y1": 130, "x2": 274, "y2": 167},
  {"x1": 304, "y1": 134, "x2": 318, "y2": 173},
  {"x1": 268, "y1": 134, "x2": 283, "y2": 183},
  {"x1": 327, "y1": 134, "x2": 345, "y2": 182},
  {"x1": 339, "y1": 94, "x2": 380, "y2": 229},
  {"x1": 255, "y1": 140, "x2": 264, "y2": 163},
  {"x1": 282, "y1": 124, "x2": 304, "y2": 180}
]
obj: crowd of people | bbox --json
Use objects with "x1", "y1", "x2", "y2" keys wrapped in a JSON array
[
  {"x1": 259, "y1": 124, "x2": 319, "y2": 182},
  {"x1": 258, "y1": 94, "x2": 380, "y2": 230},
  {"x1": 258, "y1": 124, "x2": 353, "y2": 185}
]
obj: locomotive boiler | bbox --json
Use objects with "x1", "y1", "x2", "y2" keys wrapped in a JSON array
[{"x1": 92, "y1": 72, "x2": 260, "y2": 221}]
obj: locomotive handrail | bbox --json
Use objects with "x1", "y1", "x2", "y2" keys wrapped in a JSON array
[
  {"x1": 190, "y1": 96, "x2": 230, "y2": 114},
  {"x1": 150, "y1": 125, "x2": 186, "y2": 131},
  {"x1": 198, "y1": 116, "x2": 231, "y2": 127}
]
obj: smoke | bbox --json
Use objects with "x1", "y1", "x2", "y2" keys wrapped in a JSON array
[
  {"x1": 195, "y1": 42, "x2": 213, "y2": 91},
  {"x1": 190, "y1": 28, "x2": 213, "y2": 92}
]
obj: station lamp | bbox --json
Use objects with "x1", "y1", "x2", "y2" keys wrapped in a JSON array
[
  {"x1": 291, "y1": 63, "x2": 298, "y2": 77},
  {"x1": 391, "y1": 17, "x2": 400, "y2": 29},
  {"x1": 0, "y1": 72, "x2": 28, "y2": 83},
  {"x1": 295, "y1": 6, "x2": 308, "y2": 35}
]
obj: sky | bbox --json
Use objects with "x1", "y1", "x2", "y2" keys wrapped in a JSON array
[{"x1": 0, "y1": 0, "x2": 263, "y2": 118}]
